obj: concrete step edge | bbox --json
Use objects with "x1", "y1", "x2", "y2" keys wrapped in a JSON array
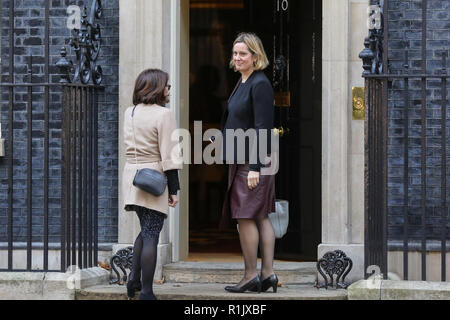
[
  {"x1": 162, "y1": 272, "x2": 316, "y2": 285},
  {"x1": 163, "y1": 261, "x2": 316, "y2": 272},
  {"x1": 162, "y1": 261, "x2": 317, "y2": 284},
  {"x1": 76, "y1": 284, "x2": 347, "y2": 300}
]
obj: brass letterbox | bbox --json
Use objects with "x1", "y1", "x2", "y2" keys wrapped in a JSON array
[
  {"x1": 352, "y1": 87, "x2": 365, "y2": 120},
  {"x1": 274, "y1": 91, "x2": 290, "y2": 107}
]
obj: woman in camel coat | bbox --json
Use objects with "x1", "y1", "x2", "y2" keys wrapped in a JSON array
[{"x1": 122, "y1": 69, "x2": 183, "y2": 300}]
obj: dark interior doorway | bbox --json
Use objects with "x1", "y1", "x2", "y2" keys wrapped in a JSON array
[{"x1": 189, "y1": 0, "x2": 322, "y2": 261}]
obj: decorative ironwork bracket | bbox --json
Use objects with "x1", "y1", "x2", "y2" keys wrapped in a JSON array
[
  {"x1": 359, "y1": 2, "x2": 384, "y2": 76},
  {"x1": 315, "y1": 250, "x2": 353, "y2": 290},
  {"x1": 109, "y1": 246, "x2": 133, "y2": 285},
  {"x1": 56, "y1": 0, "x2": 103, "y2": 84}
]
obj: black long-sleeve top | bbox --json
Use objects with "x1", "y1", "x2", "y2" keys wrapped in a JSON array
[
  {"x1": 220, "y1": 70, "x2": 274, "y2": 172},
  {"x1": 165, "y1": 169, "x2": 180, "y2": 195}
]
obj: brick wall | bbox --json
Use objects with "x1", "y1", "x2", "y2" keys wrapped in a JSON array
[
  {"x1": 385, "y1": 0, "x2": 450, "y2": 240},
  {"x1": 0, "y1": 0, "x2": 119, "y2": 244}
]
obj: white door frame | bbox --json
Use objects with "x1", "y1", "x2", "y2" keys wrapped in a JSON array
[{"x1": 169, "y1": 0, "x2": 190, "y2": 262}]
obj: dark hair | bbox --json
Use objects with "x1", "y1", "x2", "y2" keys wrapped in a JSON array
[{"x1": 132, "y1": 69, "x2": 169, "y2": 106}]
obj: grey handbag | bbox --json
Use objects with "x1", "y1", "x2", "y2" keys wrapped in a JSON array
[
  {"x1": 269, "y1": 199, "x2": 289, "y2": 239},
  {"x1": 131, "y1": 105, "x2": 167, "y2": 196}
]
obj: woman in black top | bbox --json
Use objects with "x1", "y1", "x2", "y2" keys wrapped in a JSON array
[{"x1": 220, "y1": 33, "x2": 278, "y2": 293}]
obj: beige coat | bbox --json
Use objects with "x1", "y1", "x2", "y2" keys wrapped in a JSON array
[{"x1": 122, "y1": 104, "x2": 183, "y2": 216}]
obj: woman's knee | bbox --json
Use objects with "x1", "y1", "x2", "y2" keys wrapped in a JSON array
[{"x1": 254, "y1": 216, "x2": 269, "y2": 228}]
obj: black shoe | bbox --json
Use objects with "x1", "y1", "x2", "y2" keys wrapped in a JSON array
[
  {"x1": 126, "y1": 279, "x2": 142, "y2": 299},
  {"x1": 224, "y1": 275, "x2": 261, "y2": 293},
  {"x1": 138, "y1": 291, "x2": 157, "y2": 300},
  {"x1": 249, "y1": 274, "x2": 279, "y2": 293},
  {"x1": 261, "y1": 274, "x2": 279, "y2": 293}
]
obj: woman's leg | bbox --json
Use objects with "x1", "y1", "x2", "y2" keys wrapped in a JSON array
[
  {"x1": 255, "y1": 216, "x2": 276, "y2": 279},
  {"x1": 237, "y1": 218, "x2": 260, "y2": 285},
  {"x1": 129, "y1": 232, "x2": 143, "y2": 283},
  {"x1": 139, "y1": 236, "x2": 159, "y2": 299},
  {"x1": 136, "y1": 207, "x2": 165, "y2": 300}
]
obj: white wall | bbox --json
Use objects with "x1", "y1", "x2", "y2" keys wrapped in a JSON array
[{"x1": 319, "y1": 0, "x2": 369, "y2": 283}]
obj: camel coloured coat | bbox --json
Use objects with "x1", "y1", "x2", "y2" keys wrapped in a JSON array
[{"x1": 122, "y1": 104, "x2": 183, "y2": 216}]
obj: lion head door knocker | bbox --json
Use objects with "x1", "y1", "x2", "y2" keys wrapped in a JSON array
[
  {"x1": 315, "y1": 250, "x2": 353, "y2": 289},
  {"x1": 273, "y1": 55, "x2": 287, "y2": 89},
  {"x1": 109, "y1": 246, "x2": 133, "y2": 285}
]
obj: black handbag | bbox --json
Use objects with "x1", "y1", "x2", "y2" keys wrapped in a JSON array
[{"x1": 131, "y1": 105, "x2": 167, "y2": 196}]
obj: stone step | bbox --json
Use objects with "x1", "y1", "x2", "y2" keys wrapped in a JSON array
[
  {"x1": 76, "y1": 283, "x2": 347, "y2": 300},
  {"x1": 162, "y1": 261, "x2": 317, "y2": 285}
]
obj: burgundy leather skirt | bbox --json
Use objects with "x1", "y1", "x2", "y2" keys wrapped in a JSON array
[{"x1": 219, "y1": 162, "x2": 275, "y2": 229}]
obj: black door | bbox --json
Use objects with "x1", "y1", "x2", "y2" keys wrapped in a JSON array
[
  {"x1": 188, "y1": 0, "x2": 321, "y2": 259},
  {"x1": 252, "y1": 0, "x2": 322, "y2": 260}
]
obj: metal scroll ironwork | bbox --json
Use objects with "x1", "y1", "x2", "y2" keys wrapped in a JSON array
[
  {"x1": 315, "y1": 250, "x2": 353, "y2": 289},
  {"x1": 56, "y1": 0, "x2": 103, "y2": 84},
  {"x1": 109, "y1": 246, "x2": 133, "y2": 285},
  {"x1": 359, "y1": 1, "x2": 384, "y2": 75}
]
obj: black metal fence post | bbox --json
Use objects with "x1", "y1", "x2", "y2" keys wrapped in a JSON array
[
  {"x1": 403, "y1": 50, "x2": 409, "y2": 280},
  {"x1": 61, "y1": 86, "x2": 69, "y2": 272},
  {"x1": 7, "y1": 0, "x2": 15, "y2": 270},
  {"x1": 440, "y1": 52, "x2": 447, "y2": 282},
  {"x1": 26, "y1": 55, "x2": 33, "y2": 271},
  {"x1": 361, "y1": 0, "x2": 389, "y2": 280}
]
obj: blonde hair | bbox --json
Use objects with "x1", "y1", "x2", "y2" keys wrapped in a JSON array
[{"x1": 229, "y1": 32, "x2": 269, "y2": 71}]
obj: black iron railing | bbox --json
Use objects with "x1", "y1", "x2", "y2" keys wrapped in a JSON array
[
  {"x1": 0, "y1": 0, "x2": 103, "y2": 272},
  {"x1": 60, "y1": 82, "x2": 101, "y2": 271},
  {"x1": 361, "y1": 0, "x2": 449, "y2": 281},
  {"x1": 0, "y1": 65, "x2": 102, "y2": 273}
]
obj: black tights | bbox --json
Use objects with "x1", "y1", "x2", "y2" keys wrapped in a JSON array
[
  {"x1": 129, "y1": 206, "x2": 165, "y2": 300},
  {"x1": 236, "y1": 217, "x2": 275, "y2": 286}
]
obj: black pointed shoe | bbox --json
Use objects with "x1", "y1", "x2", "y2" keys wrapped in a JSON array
[
  {"x1": 126, "y1": 279, "x2": 142, "y2": 299},
  {"x1": 139, "y1": 291, "x2": 157, "y2": 300},
  {"x1": 224, "y1": 275, "x2": 262, "y2": 293},
  {"x1": 249, "y1": 274, "x2": 279, "y2": 293},
  {"x1": 261, "y1": 274, "x2": 279, "y2": 293}
]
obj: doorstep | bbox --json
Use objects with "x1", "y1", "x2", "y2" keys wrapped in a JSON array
[
  {"x1": 76, "y1": 260, "x2": 348, "y2": 300},
  {"x1": 162, "y1": 261, "x2": 317, "y2": 284},
  {"x1": 75, "y1": 283, "x2": 348, "y2": 300}
]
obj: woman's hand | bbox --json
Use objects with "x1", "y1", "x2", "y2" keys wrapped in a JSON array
[
  {"x1": 248, "y1": 171, "x2": 260, "y2": 190},
  {"x1": 168, "y1": 194, "x2": 178, "y2": 207}
]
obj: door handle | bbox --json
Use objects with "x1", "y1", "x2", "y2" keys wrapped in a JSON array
[{"x1": 273, "y1": 126, "x2": 289, "y2": 137}]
